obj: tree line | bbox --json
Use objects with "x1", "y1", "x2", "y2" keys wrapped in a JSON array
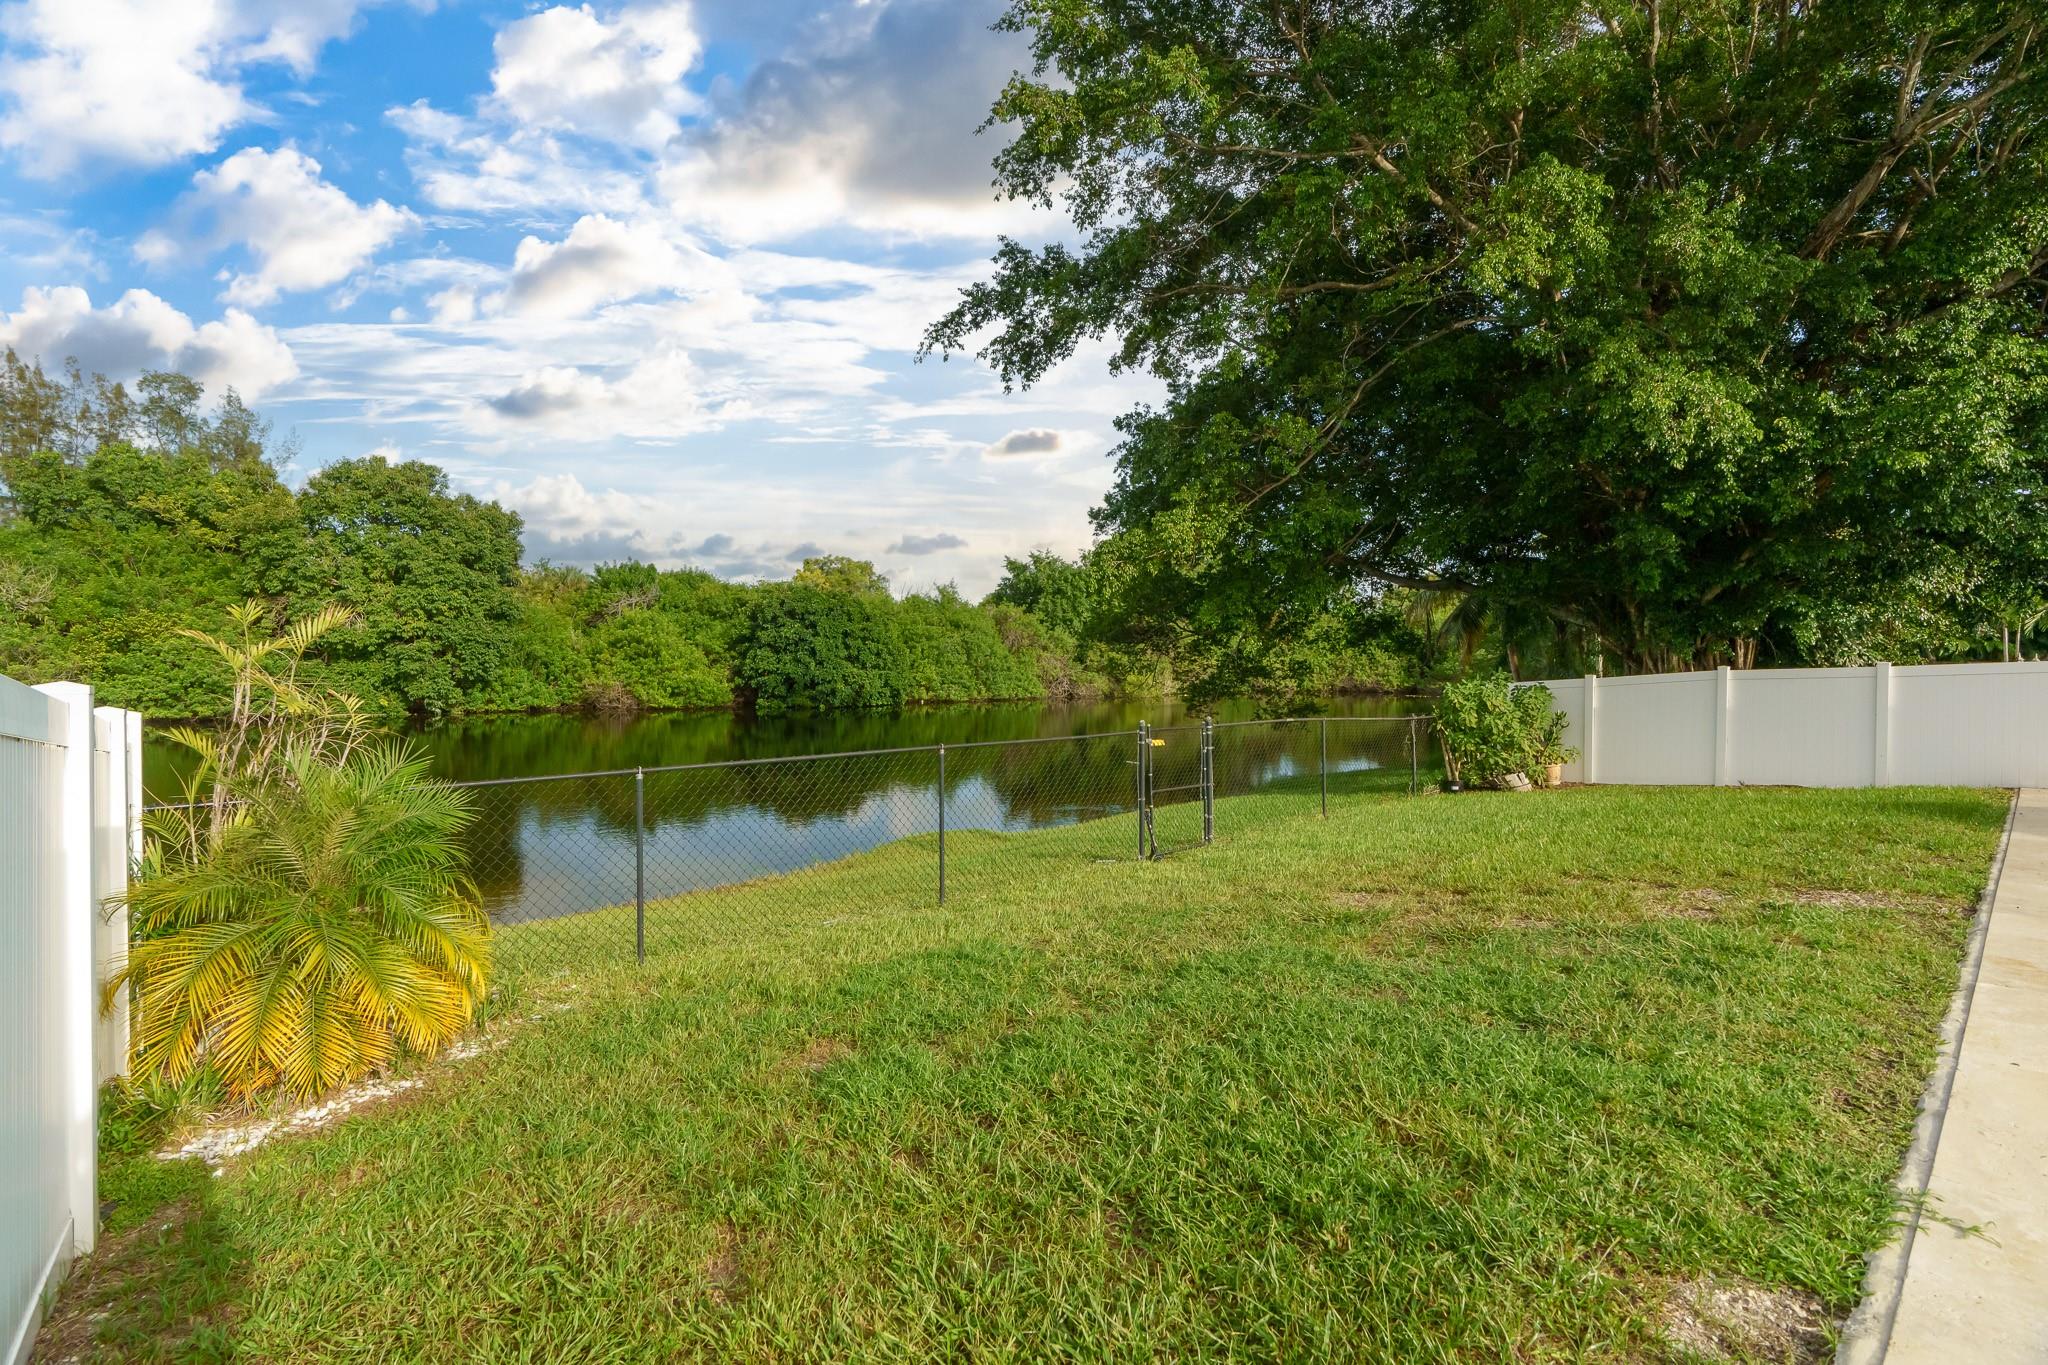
[{"x1": 0, "y1": 354, "x2": 1427, "y2": 719}]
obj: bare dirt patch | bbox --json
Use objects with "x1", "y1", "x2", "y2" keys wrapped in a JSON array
[
  {"x1": 787, "y1": 1037, "x2": 854, "y2": 1073},
  {"x1": 1781, "y1": 887, "x2": 1971, "y2": 914},
  {"x1": 1653, "y1": 888, "x2": 1733, "y2": 920},
  {"x1": 1656, "y1": 1276, "x2": 1830, "y2": 1363}
]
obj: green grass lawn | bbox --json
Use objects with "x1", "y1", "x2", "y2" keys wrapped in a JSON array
[{"x1": 59, "y1": 780, "x2": 2006, "y2": 1362}]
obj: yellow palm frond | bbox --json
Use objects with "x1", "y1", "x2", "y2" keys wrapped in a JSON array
[{"x1": 118, "y1": 741, "x2": 489, "y2": 1100}]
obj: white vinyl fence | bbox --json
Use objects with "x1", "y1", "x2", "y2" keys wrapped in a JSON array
[
  {"x1": 1536, "y1": 661, "x2": 2048, "y2": 788},
  {"x1": 2, "y1": 674, "x2": 141, "y2": 1365}
]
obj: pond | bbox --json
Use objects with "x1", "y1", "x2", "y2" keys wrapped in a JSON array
[{"x1": 144, "y1": 696, "x2": 1433, "y2": 950}]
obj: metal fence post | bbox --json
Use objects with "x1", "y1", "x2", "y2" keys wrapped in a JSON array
[
  {"x1": 1201, "y1": 717, "x2": 1214, "y2": 844},
  {"x1": 1136, "y1": 720, "x2": 1149, "y2": 857},
  {"x1": 936, "y1": 743, "x2": 946, "y2": 905},
  {"x1": 633, "y1": 767, "x2": 646, "y2": 965},
  {"x1": 1319, "y1": 717, "x2": 1329, "y2": 817}
]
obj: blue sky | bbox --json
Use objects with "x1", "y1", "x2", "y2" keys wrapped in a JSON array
[{"x1": 0, "y1": 0, "x2": 1154, "y2": 595}]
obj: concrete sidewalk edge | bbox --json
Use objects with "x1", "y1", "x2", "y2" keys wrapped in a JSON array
[{"x1": 1834, "y1": 788, "x2": 2018, "y2": 1365}]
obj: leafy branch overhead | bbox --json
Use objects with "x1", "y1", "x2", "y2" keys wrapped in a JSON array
[{"x1": 928, "y1": 0, "x2": 2048, "y2": 673}]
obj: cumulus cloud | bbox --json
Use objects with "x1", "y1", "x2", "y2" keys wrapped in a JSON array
[
  {"x1": 386, "y1": 101, "x2": 650, "y2": 215},
  {"x1": 485, "y1": 366, "x2": 611, "y2": 420},
  {"x1": 888, "y1": 531, "x2": 966, "y2": 555},
  {"x1": 503, "y1": 215, "x2": 698, "y2": 318},
  {"x1": 489, "y1": 2, "x2": 702, "y2": 146},
  {"x1": 495, "y1": 473, "x2": 833, "y2": 579},
  {"x1": 0, "y1": 285, "x2": 297, "y2": 398},
  {"x1": 137, "y1": 147, "x2": 415, "y2": 306},
  {"x1": 472, "y1": 349, "x2": 722, "y2": 440},
  {"x1": 427, "y1": 285, "x2": 478, "y2": 324},
  {"x1": 657, "y1": 0, "x2": 1047, "y2": 242},
  {"x1": 0, "y1": 0, "x2": 384, "y2": 176},
  {"x1": 984, "y1": 428, "x2": 1063, "y2": 457}
]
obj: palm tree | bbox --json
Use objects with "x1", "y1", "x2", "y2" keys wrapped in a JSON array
[
  {"x1": 153, "y1": 599, "x2": 368, "y2": 854},
  {"x1": 117, "y1": 743, "x2": 490, "y2": 1099}
]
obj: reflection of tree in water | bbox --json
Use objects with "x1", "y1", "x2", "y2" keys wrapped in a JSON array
[
  {"x1": 952, "y1": 733, "x2": 1144, "y2": 827},
  {"x1": 446, "y1": 717, "x2": 1431, "y2": 929},
  {"x1": 468, "y1": 731, "x2": 1159, "y2": 849}
]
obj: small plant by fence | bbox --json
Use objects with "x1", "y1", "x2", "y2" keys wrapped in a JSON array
[{"x1": 389, "y1": 715, "x2": 1436, "y2": 975}]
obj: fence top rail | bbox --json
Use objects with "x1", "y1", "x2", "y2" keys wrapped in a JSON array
[
  {"x1": 1209, "y1": 715, "x2": 1421, "y2": 730},
  {"x1": 141, "y1": 729, "x2": 1151, "y2": 805},
  {"x1": 442, "y1": 730, "x2": 1155, "y2": 787}
]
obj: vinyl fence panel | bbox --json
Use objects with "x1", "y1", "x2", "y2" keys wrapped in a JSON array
[
  {"x1": 2, "y1": 676, "x2": 140, "y2": 1365},
  {"x1": 1524, "y1": 660, "x2": 2048, "y2": 789}
]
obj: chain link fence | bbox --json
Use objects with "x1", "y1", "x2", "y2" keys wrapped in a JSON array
[
  {"x1": 436, "y1": 716, "x2": 1437, "y2": 975},
  {"x1": 136, "y1": 717, "x2": 1439, "y2": 978}
]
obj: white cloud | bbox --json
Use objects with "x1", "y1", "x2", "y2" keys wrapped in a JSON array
[
  {"x1": 0, "y1": 285, "x2": 297, "y2": 398},
  {"x1": 139, "y1": 147, "x2": 415, "y2": 306},
  {"x1": 657, "y1": 0, "x2": 1050, "y2": 243},
  {"x1": 0, "y1": 0, "x2": 386, "y2": 176},
  {"x1": 0, "y1": 214, "x2": 107, "y2": 280},
  {"x1": 482, "y1": 459, "x2": 1111, "y2": 597},
  {"x1": 503, "y1": 214, "x2": 699, "y2": 318},
  {"x1": 483, "y1": 364, "x2": 615, "y2": 421},
  {"x1": 387, "y1": 101, "x2": 651, "y2": 216},
  {"x1": 490, "y1": 3, "x2": 701, "y2": 147},
  {"x1": 428, "y1": 285, "x2": 478, "y2": 324},
  {"x1": 471, "y1": 349, "x2": 727, "y2": 441}
]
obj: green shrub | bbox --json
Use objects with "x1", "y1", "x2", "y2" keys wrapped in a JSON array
[
  {"x1": 738, "y1": 585, "x2": 910, "y2": 712},
  {"x1": 120, "y1": 743, "x2": 490, "y2": 1099},
  {"x1": 587, "y1": 610, "x2": 732, "y2": 709},
  {"x1": 1432, "y1": 675, "x2": 1575, "y2": 788}
]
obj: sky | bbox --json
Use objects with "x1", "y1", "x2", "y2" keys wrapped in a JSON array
[{"x1": 0, "y1": 0, "x2": 1156, "y2": 596}]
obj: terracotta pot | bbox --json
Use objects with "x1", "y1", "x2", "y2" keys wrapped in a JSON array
[{"x1": 1545, "y1": 762, "x2": 1564, "y2": 788}]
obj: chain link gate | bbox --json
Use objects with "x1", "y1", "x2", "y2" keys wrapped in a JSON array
[{"x1": 1135, "y1": 718, "x2": 1214, "y2": 859}]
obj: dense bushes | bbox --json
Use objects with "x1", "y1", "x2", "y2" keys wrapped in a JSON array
[
  {"x1": 1432, "y1": 676, "x2": 1574, "y2": 789},
  {"x1": 740, "y1": 585, "x2": 912, "y2": 712}
]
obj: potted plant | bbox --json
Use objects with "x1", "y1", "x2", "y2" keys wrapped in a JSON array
[{"x1": 1529, "y1": 706, "x2": 1577, "y2": 787}]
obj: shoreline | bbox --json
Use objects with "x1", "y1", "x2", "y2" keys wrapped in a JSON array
[{"x1": 136, "y1": 686, "x2": 1437, "y2": 728}]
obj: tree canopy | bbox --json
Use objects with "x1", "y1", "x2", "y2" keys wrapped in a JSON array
[{"x1": 928, "y1": 0, "x2": 2048, "y2": 672}]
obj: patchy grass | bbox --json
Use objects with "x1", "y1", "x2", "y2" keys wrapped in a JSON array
[{"x1": 45, "y1": 782, "x2": 2005, "y2": 1362}]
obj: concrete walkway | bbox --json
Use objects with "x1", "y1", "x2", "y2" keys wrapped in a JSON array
[{"x1": 1841, "y1": 789, "x2": 2048, "y2": 1364}]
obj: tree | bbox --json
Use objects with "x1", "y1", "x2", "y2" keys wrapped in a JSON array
[
  {"x1": 985, "y1": 550, "x2": 1106, "y2": 641},
  {"x1": 287, "y1": 456, "x2": 525, "y2": 714},
  {"x1": 929, "y1": 0, "x2": 2048, "y2": 674},
  {"x1": 119, "y1": 742, "x2": 490, "y2": 1099},
  {"x1": 792, "y1": 554, "x2": 892, "y2": 598},
  {"x1": 739, "y1": 584, "x2": 911, "y2": 711}
]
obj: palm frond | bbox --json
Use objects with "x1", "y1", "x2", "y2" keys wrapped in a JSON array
[{"x1": 117, "y1": 737, "x2": 490, "y2": 1100}]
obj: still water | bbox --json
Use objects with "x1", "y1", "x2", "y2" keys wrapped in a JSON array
[{"x1": 143, "y1": 696, "x2": 1430, "y2": 938}]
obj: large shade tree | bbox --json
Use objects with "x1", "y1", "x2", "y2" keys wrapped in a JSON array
[{"x1": 928, "y1": 0, "x2": 2048, "y2": 671}]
